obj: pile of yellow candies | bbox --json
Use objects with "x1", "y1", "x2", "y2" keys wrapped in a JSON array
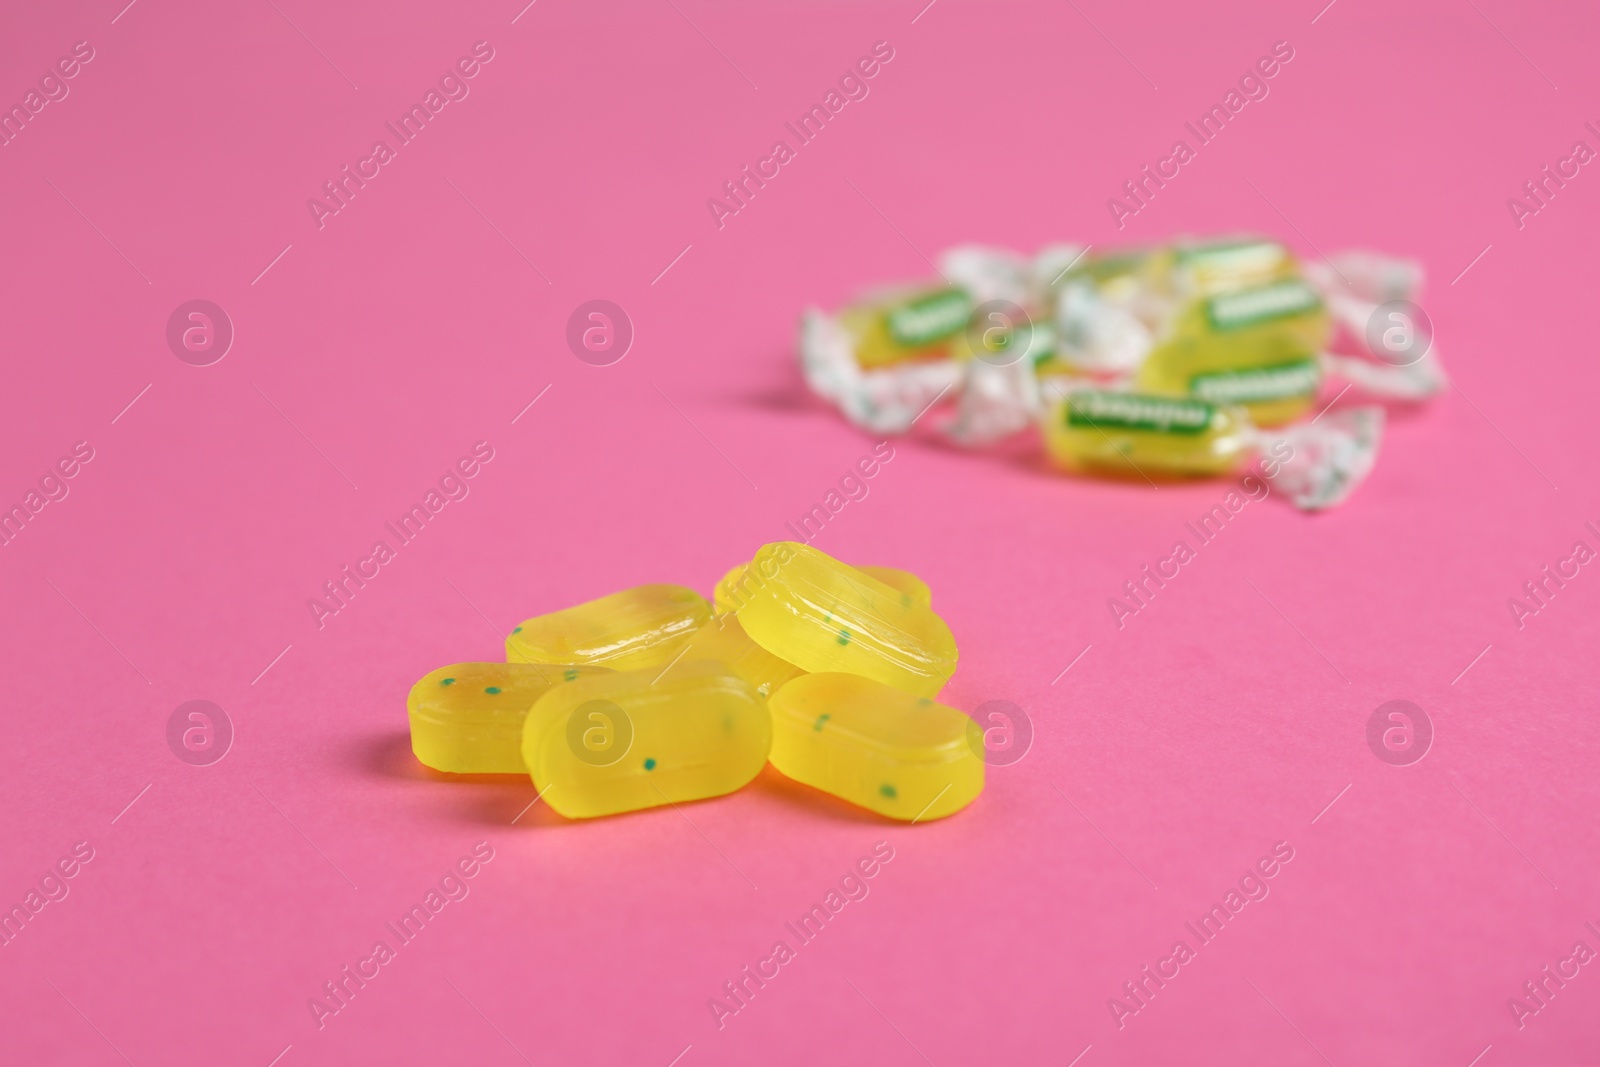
[
  {"x1": 800, "y1": 235, "x2": 1447, "y2": 510},
  {"x1": 407, "y1": 542, "x2": 983, "y2": 821}
]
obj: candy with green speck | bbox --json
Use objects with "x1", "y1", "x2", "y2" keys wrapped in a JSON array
[
  {"x1": 767, "y1": 672, "x2": 983, "y2": 822},
  {"x1": 408, "y1": 662, "x2": 612, "y2": 775}
]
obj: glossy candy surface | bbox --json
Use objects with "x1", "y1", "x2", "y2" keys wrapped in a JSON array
[
  {"x1": 1043, "y1": 390, "x2": 1247, "y2": 478},
  {"x1": 675, "y1": 614, "x2": 804, "y2": 698},
  {"x1": 521, "y1": 661, "x2": 771, "y2": 819},
  {"x1": 715, "y1": 561, "x2": 932, "y2": 614},
  {"x1": 506, "y1": 584, "x2": 710, "y2": 671},
  {"x1": 408, "y1": 662, "x2": 609, "y2": 774},
  {"x1": 863, "y1": 566, "x2": 933, "y2": 609},
  {"x1": 735, "y1": 542, "x2": 957, "y2": 697},
  {"x1": 768, "y1": 672, "x2": 983, "y2": 821}
]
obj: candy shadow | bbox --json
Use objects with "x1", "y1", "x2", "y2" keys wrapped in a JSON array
[
  {"x1": 358, "y1": 730, "x2": 524, "y2": 785},
  {"x1": 717, "y1": 356, "x2": 850, "y2": 421},
  {"x1": 361, "y1": 730, "x2": 431, "y2": 781},
  {"x1": 361, "y1": 733, "x2": 908, "y2": 827},
  {"x1": 1366, "y1": 395, "x2": 1437, "y2": 425},
  {"x1": 734, "y1": 382, "x2": 827, "y2": 415},
  {"x1": 491, "y1": 764, "x2": 900, "y2": 828},
  {"x1": 484, "y1": 784, "x2": 570, "y2": 829},
  {"x1": 357, "y1": 730, "x2": 568, "y2": 826}
]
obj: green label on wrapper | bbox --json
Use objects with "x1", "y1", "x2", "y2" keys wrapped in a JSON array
[
  {"x1": 1205, "y1": 280, "x2": 1321, "y2": 331},
  {"x1": 1066, "y1": 391, "x2": 1215, "y2": 435},
  {"x1": 1175, "y1": 239, "x2": 1285, "y2": 274},
  {"x1": 886, "y1": 288, "x2": 972, "y2": 348},
  {"x1": 1027, "y1": 321, "x2": 1058, "y2": 365},
  {"x1": 1190, "y1": 359, "x2": 1319, "y2": 404}
]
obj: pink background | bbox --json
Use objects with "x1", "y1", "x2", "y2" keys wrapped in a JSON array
[{"x1": 3, "y1": 1, "x2": 1598, "y2": 1063}]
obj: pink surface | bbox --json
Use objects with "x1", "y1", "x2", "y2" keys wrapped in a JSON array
[{"x1": 2, "y1": 1, "x2": 1598, "y2": 1064}]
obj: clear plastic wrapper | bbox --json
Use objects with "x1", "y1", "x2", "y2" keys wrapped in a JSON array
[
  {"x1": 1041, "y1": 387, "x2": 1382, "y2": 510},
  {"x1": 1304, "y1": 251, "x2": 1448, "y2": 401},
  {"x1": 799, "y1": 308, "x2": 961, "y2": 436},
  {"x1": 799, "y1": 234, "x2": 1439, "y2": 509}
]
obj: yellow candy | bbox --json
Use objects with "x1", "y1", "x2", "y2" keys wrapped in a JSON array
[
  {"x1": 506, "y1": 584, "x2": 710, "y2": 671},
  {"x1": 675, "y1": 614, "x2": 804, "y2": 698},
  {"x1": 735, "y1": 542, "x2": 957, "y2": 697},
  {"x1": 837, "y1": 285, "x2": 973, "y2": 369},
  {"x1": 948, "y1": 307, "x2": 1058, "y2": 373},
  {"x1": 1038, "y1": 248, "x2": 1164, "y2": 376},
  {"x1": 715, "y1": 560, "x2": 932, "y2": 613},
  {"x1": 864, "y1": 565, "x2": 933, "y2": 609},
  {"x1": 1167, "y1": 237, "x2": 1297, "y2": 296},
  {"x1": 1046, "y1": 246, "x2": 1163, "y2": 308},
  {"x1": 1043, "y1": 390, "x2": 1247, "y2": 478},
  {"x1": 1140, "y1": 243, "x2": 1328, "y2": 427},
  {"x1": 407, "y1": 662, "x2": 609, "y2": 774},
  {"x1": 768, "y1": 672, "x2": 983, "y2": 821},
  {"x1": 713, "y1": 563, "x2": 756, "y2": 613},
  {"x1": 521, "y1": 660, "x2": 771, "y2": 819}
]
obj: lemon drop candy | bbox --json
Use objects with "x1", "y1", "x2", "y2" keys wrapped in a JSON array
[
  {"x1": 1043, "y1": 390, "x2": 1246, "y2": 479},
  {"x1": 1167, "y1": 236, "x2": 1297, "y2": 297},
  {"x1": 736, "y1": 542, "x2": 957, "y2": 698},
  {"x1": 715, "y1": 561, "x2": 932, "y2": 614},
  {"x1": 676, "y1": 614, "x2": 804, "y2": 698},
  {"x1": 506, "y1": 584, "x2": 710, "y2": 671},
  {"x1": 772, "y1": 561, "x2": 935, "y2": 611},
  {"x1": 1137, "y1": 275, "x2": 1328, "y2": 427},
  {"x1": 407, "y1": 662, "x2": 609, "y2": 774},
  {"x1": 837, "y1": 284, "x2": 974, "y2": 369},
  {"x1": 713, "y1": 563, "x2": 755, "y2": 614},
  {"x1": 521, "y1": 661, "x2": 771, "y2": 819},
  {"x1": 865, "y1": 566, "x2": 932, "y2": 609},
  {"x1": 768, "y1": 673, "x2": 982, "y2": 821}
]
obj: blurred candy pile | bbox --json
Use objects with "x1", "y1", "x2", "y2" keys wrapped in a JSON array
[{"x1": 799, "y1": 236, "x2": 1446, "y2": 509}]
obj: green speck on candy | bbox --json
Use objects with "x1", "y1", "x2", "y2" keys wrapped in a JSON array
[
  {"x1": 813, "y1": 713, "x2": 831, "y2": 731},
  {"x1": 484, "y1": 686, "x2": 501, "y2": 694},
  {"x1": 836, "y1": 629, "x2": 851, "y2": 646},
  {"x1": 880, "y1": 783, "x2": 897, "y2": 799},
  {"x1": 440, "y1": 678, "x2": 455, "y2": 686},
  {"x1": 563, "y1": 668, "x2": 578, "y2": 681},
  {"x1": 512, "y1": 626, "x2": 523, "y2": 633},
  {"x1": 644, "y1": 758, "x2": 657, "y2": 770}
]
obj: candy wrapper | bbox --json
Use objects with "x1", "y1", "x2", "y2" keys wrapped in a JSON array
[{"x1": 798, "y1": 234, "x2": 1444, "y2": 509}]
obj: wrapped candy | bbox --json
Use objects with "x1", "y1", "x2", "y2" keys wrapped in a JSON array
[
  {"x1": 799, "y1": 309, "x2": 961, "y2": 436},
  {"x1": 799, "y1": 233, "x2": 1445, "y2": 509},
  {"x1": 1035, "y1": 244, "x2": 1160, "y2": 376},
  {"x1": 798, "y1": 246, "x2": 1034, "y2": 436},
  {"x1": 1136, "y1": 237, "x2": 1329, "y2": 427},
  {"x1": 1042, "y1": 388, "x2": 1382, "y2": 510}
]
